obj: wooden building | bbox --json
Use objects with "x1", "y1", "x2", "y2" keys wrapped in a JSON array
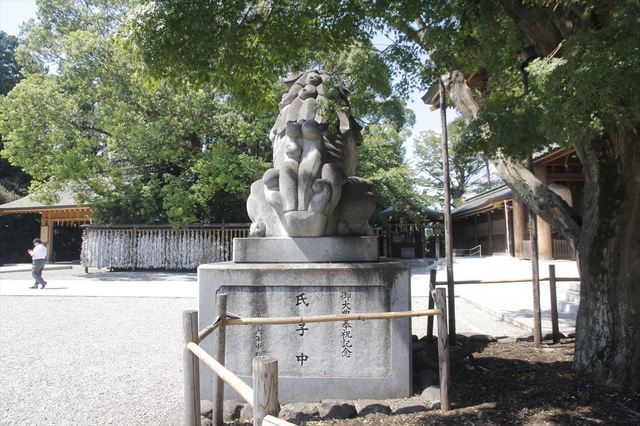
[
  {"x1": 452, "y1": 148, "x2": 583, "y2": 260},
  {"x1": 0, "y1": 190, "x2": 92, "y2": 262}
]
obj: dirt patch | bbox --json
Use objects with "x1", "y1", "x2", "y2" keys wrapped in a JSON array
[{"x1": 308, "y1": 338, "x2": 640, "y2": 425}]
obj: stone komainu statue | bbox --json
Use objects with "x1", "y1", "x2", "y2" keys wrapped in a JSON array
[{"x1": 247, "y1": 70, "x2": 376, "y2": 237}]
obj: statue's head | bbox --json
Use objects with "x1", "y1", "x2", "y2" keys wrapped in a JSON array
[{"x1": 247, "y1": 70, "x2": 374, "y2": 237}]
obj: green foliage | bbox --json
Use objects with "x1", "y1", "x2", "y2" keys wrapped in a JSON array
[
  {"x1": 321, "y1": 46, "x2": 413, "y2": 130},
  {"x1": 415, "y1": 117, "x2": 498, "y2": 206},
  {"x1": 0, "y1": 32, "x2": 22, "y2": 96},
  {"x1": 358, "y1": 123, "x2": 431, "y2": 224},
  {"x1": 125, "y1": 1, "x2": 373, "y2": 111},
  {"x1": 449, "y1": 2, "x2": 640, "y2": 159},
  {"x1": 128, "y1": 1, "x2": 640, "y2": 163},
  {"x1": 0, "y1": 0, "x2": 271, "y2": 225},
  {"x1": 126, "y1": 1, "x2": 423, "y2": 121},
  {"x1": 0, "y1": 31, "x2": 30, "y2": 197}
]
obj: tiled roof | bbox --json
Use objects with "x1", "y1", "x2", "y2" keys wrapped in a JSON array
[
  {"x1": 0, "y1": 190, "x2": 88, "y2": 211},
  {"x1": 452, "y1": 185, "x2": 512, "y2": 218}
]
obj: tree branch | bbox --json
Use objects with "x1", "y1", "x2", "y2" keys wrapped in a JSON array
[
  {"x1": 76, "y1": 124, "x2": 113, "y2": 138},
  {"x1": 443, "y1": 70, "x2": 581, "y2": 249},
  {"x1": 498, "y1": 0, "x2": 565, "y2": 56}
]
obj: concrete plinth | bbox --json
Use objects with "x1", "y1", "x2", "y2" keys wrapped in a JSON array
[
  {"x1": 198, "y1": 261, "x2": 411, "y2": 402},
  {"x1": 232, "y1": 236, "x2": 379, "y2": 263}
]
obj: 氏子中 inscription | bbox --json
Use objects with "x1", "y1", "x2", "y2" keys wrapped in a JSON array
[{"x1": 219, "y1": 285, "x2": 390, "y2": 378}]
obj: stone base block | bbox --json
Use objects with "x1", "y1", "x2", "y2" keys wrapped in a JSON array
[
  {"x1": 198, "y1": 261, "x2": 411, "y2": 402},
  {"x1": 232, "y1": 236, "x2": 378, "y2": 263}
]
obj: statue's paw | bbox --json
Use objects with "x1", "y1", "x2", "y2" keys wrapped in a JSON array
[
  {"x1": 250, "y1": 221, "x2": 267, "y2": 237},
  {"x1": 308, "y1": 179, "x2": 331, "y2": 213}
]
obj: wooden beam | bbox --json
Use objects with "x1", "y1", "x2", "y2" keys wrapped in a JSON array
[
  {"x1": 224, "y1": 309, "x2": 442, "y2": 326},
  {"x1": 187, "y1": 342, "x2": 254, "y2": 405}
]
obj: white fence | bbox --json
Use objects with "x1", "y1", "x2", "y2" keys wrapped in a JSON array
[{"x1": 80, "y1": 225, "x2": 249, "y2": 270}]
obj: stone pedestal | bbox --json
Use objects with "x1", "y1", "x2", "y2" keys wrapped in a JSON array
[
  {"x1": 233, "y1": 236, "x2": 378, "y2": 263},
  {"x1": 198, "y1": 261, "x2": 412, "y2": 402}
]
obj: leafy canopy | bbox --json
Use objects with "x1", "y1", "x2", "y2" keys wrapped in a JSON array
[
  {"x1": 2, "y1": 0, "x2": 417, "y2": 226},
  {"x1": 358, "y1": 122, "x2": 432, "y2": 225},
  {"x1": 1, "y1": 0, "x2": 271, "y2": 225},
  {"x1": 128, "y1": 1, "x2": 640, "y2": 161},
  {"x1": 0, "y1": 30, "x2": 29, "y2": 202},
  {"x1": 415, "y1": 118, "x2": 498, "y2": 207}
]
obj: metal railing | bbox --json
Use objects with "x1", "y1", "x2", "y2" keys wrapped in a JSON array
[{"x1": 453, "y1": 244, "x2": 482, "y2": 257}]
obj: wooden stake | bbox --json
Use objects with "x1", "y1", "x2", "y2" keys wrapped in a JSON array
[
  {"x1": 439, "y1": 78, "x2": 456, "y2": 345},
  {"x1": 434, "y1": 288, "x2": 450, "y2": 411},
  {"x1": 252, "y1": 356, "x2": 279, "y2": 426},
  {"x1": 504, "y1": 200, "x2": 511, "y2": 256},
  {"x1": 549, "y1": 265, "x2": 560, "y2": 343},
  {"x1": 213, "y1": 294, "x2": 227, "y2": 426},
  {"x1": 183, "y1": 310, "x2": 201, "y2": 426},
  {"x1": 427, "y1": 269, "x2": 436, "y2": 340}
]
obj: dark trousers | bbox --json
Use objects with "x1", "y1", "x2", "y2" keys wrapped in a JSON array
[{"x1": 32, "y1": 259, "x2": 46, "y2": 285}]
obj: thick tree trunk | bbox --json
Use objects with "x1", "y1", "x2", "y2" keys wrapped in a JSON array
[
  {"x1": 436, "y1": 0, "x2": 640, "y2": 393},
  {"x1": 573, "y1": 130, "x2": 640, "y2": 390}
]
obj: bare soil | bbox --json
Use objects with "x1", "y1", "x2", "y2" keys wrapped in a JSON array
[{"x1": 310, "y1": 338, "x2": 640, "y2": 425}]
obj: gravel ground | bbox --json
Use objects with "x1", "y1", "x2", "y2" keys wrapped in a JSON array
[
  {"x1": 0, "y1": 295, "x2": 196, "y2": 426},
  {"x1": 0, "y1": 264, "x2": 532, "y2": 425}
]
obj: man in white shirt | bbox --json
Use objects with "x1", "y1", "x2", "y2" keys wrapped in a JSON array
[{"x1": 28, "y1": 238, "x2": 48, "y2": 289}]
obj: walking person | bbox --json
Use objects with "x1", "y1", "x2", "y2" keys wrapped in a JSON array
[{"x1": 28, "y1": 238, "x2": 47, "y2": 289}]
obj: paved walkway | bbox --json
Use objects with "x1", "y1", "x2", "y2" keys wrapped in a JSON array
[{"x1": 410, "y1": 256, "x2": 580, "y2": 336}]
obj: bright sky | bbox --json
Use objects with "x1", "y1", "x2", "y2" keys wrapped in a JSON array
[
  {"x1": 0, "y1": 0, "x2": 36, "y2": 36},
  {"x1": 0, "y1": 0, "x2": 450, "y2": 152}
]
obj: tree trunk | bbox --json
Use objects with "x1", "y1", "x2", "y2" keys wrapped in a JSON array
[
  {"x1": 444, "y1": 70, "x2": 640, "y2": 390},
  {"x1": 573, "y1": 130, "x2": 640, "y2": 390}
]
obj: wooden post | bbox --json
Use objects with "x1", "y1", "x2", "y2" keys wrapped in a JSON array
[
  {"x1": 439, "y1": 78, "x2": 456, "y2": 344},
  {"x1": 213, "y1": 294, "x2": 227, "y2": 426},
  {"x1": 434, "y1": 288, "x2": 450, "y2": 411},
  {"x1": 527, "y1": 155, "x2": 543, "y2": 346},
  {"x1": 487, "y1": 210, "x2": 493, "y2": 256},
  {"x1": 427, "y1": 269, "x2": 436, "y2": 340},
  {"x1": 183, "y1": 310, "x2": 201, "y2": 426},
  {"x1": 252, "y1": 356, "x2": 279, "y2": 426},
  {"x1": 504, "y1": 200, "x2": 511, "y2": 256},
  {"x1": 549, "y1": 265, "x2": 560, "y2": 343}
]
